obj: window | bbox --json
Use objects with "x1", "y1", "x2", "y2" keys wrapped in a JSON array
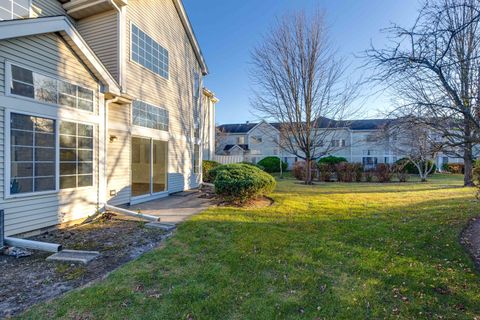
[
  {"x1": 131, "y1": 24, "x2": 169, "y2": 79},
  {"x1": 132, "y1": 100, "x2": 169, "y2": 131},
  {"x1": 0, "y1": 0, "x2": 30, "y2": 20},
  {"x1": 331, "y1": 140, "x2": 345, "y2": 147},
  {"x1": 193, "y1": 144, "x2": 200, "y2": 174},
  {"x1": 251, "y1": 136, "x2": 262, "y2": 143},
  {"x1": 10, "y1": 64, "x2": 95, "y2": 111},
  {"x1": 60, "y1": 121, "x2": 94, "y2": 189},
  {"x1": 10, "y1": 113, "x2": 56, "y2": 194},
  {"x1": 237, "y1": 136, "x2": 245, "y2": 144}
]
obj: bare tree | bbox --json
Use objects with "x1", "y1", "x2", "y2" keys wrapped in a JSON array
[
  {"x1": 383, "y1": 118, "x2": 445, "y2": 182},
  {"x1": 366, "y1": 0, "x2": 480, "y2": 186},
  {"x1": 250, "y1": 10, "x2": 357, "y2": 184}
]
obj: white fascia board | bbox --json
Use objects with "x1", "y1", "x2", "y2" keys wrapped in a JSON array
[
  {"x1": 0, "y1": 16, "x2": 120, "y2": 96},
  {"x1": 247, "y1": 120, "x2": 280, "y2": 134}
]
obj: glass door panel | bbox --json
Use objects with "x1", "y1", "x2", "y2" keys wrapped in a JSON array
[
  {"x1": 131, "y1": 137, "x2": 151, "y2": 197},
  {"x1": 152, "y1": 140, "x2": 168, "y2": 193}
]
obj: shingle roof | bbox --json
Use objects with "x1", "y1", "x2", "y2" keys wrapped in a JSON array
[
  {"x1": 218, "y1": 118, "x2": 393, "y2": 133},
  {"x1": 224, "y1": 144, "x2": 249, "y2": 151}
]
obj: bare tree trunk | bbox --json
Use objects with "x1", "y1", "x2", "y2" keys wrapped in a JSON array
[
  {"x1": 464, "y1": 143, "x2": 474, "y2": 186},
  {"x1": 305, "y1": 158, "x2": 312, "y2": 185}
]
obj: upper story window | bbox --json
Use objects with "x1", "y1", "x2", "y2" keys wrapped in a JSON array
[
  {"x1": 331, "y1": 139, "x2": 346, "y2": 148},
  {"x1": 10, "y1": 64, "x2": 95, "y2": 112},
  {"x1": 237, "y1": 136, "x2": 245, "y2": 144},
  {"x1": 251, "y1": 136, "x2": 262, "y2": 144},
  {"x1": 0, "y1": 0, "x2": 30, "y2": 21},
  {"x1": 132, "y1": 100, "x2": 169, "y2": 131},
  {"x1": 131, "y1": 24, "x2": 169, "y2": 79}
]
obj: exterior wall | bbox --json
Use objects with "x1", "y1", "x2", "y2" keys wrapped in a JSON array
[
  {"x1": 76, "y1": 10, "x2": 120, "y2": 81},
  {"x1": 31, "y1": 0, "x2": 66, "y2": 17},
  {"x1": 106, "y1": 102, "x2": 131, "y2": 206},
  {"x1": 0, "y1": 33, "x2": 102, "y2": 236},
  {"x1": 125, "y1": 0, "x2": 203, "y2": 191},
  {"x1": 248, "y1": 123, "x2": 279, "y2": 156}
]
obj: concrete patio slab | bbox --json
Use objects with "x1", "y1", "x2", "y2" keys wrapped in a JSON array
[
  {"x1": 46, "y1": 250, "x2": 100, "y2": 264},
  {"x1": 125, "y1": 192, "x2": 211, "y2": 225}
]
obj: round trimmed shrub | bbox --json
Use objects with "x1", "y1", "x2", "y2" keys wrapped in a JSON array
[
  {"x1": 318, "y1": 156, "x2": 348, "y2": 165},
  {"x1": 257, "y1": 156, "x2": 288, "y2": 173},
  {"x1": 202, "y1": 160, "x2": 221, "y2": 183},
  {"x1": 213, "y1": 163, "x2": 276, "y2": 204}
]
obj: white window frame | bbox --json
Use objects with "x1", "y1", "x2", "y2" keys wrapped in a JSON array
[
  {"x1": 129, "y1": 22, "x2": 169, "y2": 80},
  {"x1": 4, "y1": 109, "x2": 96, "y2": 199},
  {"x1": 132, "y1": 99, "x2": 169, "y2": 132},
  {"x1": 193, "y1": 143, "x2": 201, "y2": 174},
  {"x1": 0, "y1": 0, "x2": 31, "y2": 21},
  {"x1": 5, "y1": 61, "x2": 96, "y2": 114}
]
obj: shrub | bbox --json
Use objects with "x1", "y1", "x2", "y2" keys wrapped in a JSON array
[
  {"x1": 442, "y1": 163, "x2": 464, "y2": 174},
  {"x1": 353, "y1": 163, "x2": 363, "y2": 182},
  {"x1": 392, "y1": 163, "x2": 409, "y2": 182},
  {"x1": 374, "y1": 164, "x2": 393, "y2": 183},
  {"x1": 318, "y1": 156, "x2": 348, "y2": 165},
  {"x1": 473, "y1": 165, "x2": 480, "y2": 199},
  {"x1": 317, "y1": 163, "x2": 333, "y2": 182},
  {"x1": 202, "y1": 160, "x2": 221, "y2": 183},
  {"x1": 257, "y1": 156, "x2": 288, "y2": 173},
  {"x1": 335, "y1": 162, "x2": 352, "y2": 182},
  {"x1": 364, "y1": 170, "x2": 374, "y2": 182},
  {"x1": 213, "y1": 163, "x2": 276, "y2": 204},
  {"x1": 240, "y1": 161, "x2": 265, "y2": 171},
  {"x1": 396, "y1": 158, "x2": 436, "y2": 174},
  {"x1": 292, "y1": 160, "x2": 318, "y2": 181}
]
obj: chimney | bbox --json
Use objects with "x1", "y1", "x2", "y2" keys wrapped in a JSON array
[{"x1": 246, "y1": 121, "x2": 250, "y2": 124}]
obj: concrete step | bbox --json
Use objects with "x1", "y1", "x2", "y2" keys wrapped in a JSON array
[
  {"x1": 46, "y1": 250, "x2": 100, "y2": 264},
  {"x1": 145, "y1": 222, "x2": 177, "y2": 231}
]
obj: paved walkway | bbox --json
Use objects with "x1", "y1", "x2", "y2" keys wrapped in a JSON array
[{"x1": 125, "y1": 191, "x2": 212, "y2": 224}]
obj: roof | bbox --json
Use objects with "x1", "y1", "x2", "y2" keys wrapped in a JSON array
[
  {"x1": 0, "y1": 16, "x2": 120, "y2": 95},
  {"x1": 217, "y1": 118, "x2": 394, "y2": 133},
  {"x1": 224, "y1": 144, "x2": 249, "y2": 151}
]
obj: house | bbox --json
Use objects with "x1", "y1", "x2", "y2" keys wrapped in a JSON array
[
  {"x1": 216, "y1": 119, "x2": 464, "y2": 169},
  {"x1": 0, "y1": 0, "x2": 218, "y2": 237}
]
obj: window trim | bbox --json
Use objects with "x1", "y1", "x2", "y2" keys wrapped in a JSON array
[
  {"x1": 129, "y1": 22, "x2": 169, "y2": 80},
  {"x1": 193, "y1": 143, "x2": 201, "y2": 174},
  {"x1": 4, "y1": 109, "x2": 96, "y2": 199},
  {"x1": 132, "y1": 99, "x2": 169, "y2": 132},
  {"x1": 0, "y1": 0, "x2": 32, "y2": 21},
  {"x1": 5, "y1": 61, "x2": 97, "y2": 114}
]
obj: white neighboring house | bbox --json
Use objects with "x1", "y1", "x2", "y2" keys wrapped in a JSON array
[
  {"x1": 0, "y1": 0, "x2": 218, "y2": 237},
  {"x1": 216, "y1": 119, "x2": 465, "y2": 169}
]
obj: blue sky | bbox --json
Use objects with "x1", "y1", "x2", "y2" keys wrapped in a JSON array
[{"x1": 183, "y1": 0, "x2": 421, "y2": 125}]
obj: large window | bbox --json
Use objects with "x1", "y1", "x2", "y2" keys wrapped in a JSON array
[
  {"x1": 0, "y1": 0, "x2": 30, "y2": 20},
  {"x1": 132, "y1": 100, "x2": 169, "y2": 131},
  {"x1": 131, "y1": 24, "x2": 169, "y2": 79},
  {"x1": 60, "y1": 121, "x2": 94, "y2": 189},
  {"x1": 10, "y1": 64, "x2": 95, "y2": 112},
  {"x1": 10, "y1": 113, "x2": 56, "y2": 195}
]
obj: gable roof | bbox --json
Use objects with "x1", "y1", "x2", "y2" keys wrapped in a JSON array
[
  {"x1": 224, "y1": 144, "x2": 249, "y2": 152},
  {"x1": 218, "y1": 118, "x2": 394, "y2": 133},
  {"x1": 0, "y1": 16, "x2": 121, "y2": 95}
]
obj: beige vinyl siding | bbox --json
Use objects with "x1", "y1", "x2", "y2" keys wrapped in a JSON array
[
  {"x1": 32, "y1": 0, "x2": 66, "y2": 17},
  {"x1": 0, "y1": 33, "x2": 102, "y2": 236},
  {"x1": 126, "y1": 0, "x2": 202, "y2": 192},
  {"x1": 106, "y1": 103, "x2": 131, "y2": 205},
  {"x1": 77, "y1": 10, "x2": 120, "y2": 81}
]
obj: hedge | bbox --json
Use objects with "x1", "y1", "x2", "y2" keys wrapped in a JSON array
[
  {"x1": 396, "y1": 158, "x2": 436, "y2": 174},
  {"x1": 257, "y1": 156, "x2": 288, "y2": 173},
  {"x1": 213, "y1": 163, "x2": 276, "y2": 204},
  {"x1": 318, "y1": 156, "x2": 348, "y2": 165},
  {"x1": 202, "y1": 160, "x2": 221, "y2": 183},
  {"x1": 442, "y1": 163, "x2": 464, "y2": 174}
]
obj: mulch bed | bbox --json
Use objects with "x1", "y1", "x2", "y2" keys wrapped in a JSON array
[
  {"x1": 461, "y1": 216, "x2": 480, "y2": 272},
  {"x1": 0, "y1": 216, "x2": 169, "y2": 318}
]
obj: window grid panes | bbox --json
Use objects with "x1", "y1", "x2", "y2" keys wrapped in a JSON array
[
  {"x1": 60, "y1": 121, "x2": 94, "y2": 189},
  {"x1": 10, "y1": 113, "x2": 56, "y2": 194},
  {"x1": 133, "y1": 100, "x2": 169, "y2": 131},
  {"x1": 10, "y1": 65, "x2": 95, "y2": 112},
  {"x1": 131, "y1": 24, "x2": 169, "y2": 79},
  {"x1": 0, "y1": 0, "x2": 30, "y2": 21},
  {"x1": 193, "y1": 144, "x2": 200, "y2": 174}
]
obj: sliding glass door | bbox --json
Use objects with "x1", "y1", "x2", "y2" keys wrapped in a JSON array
[{"x1": 132, "y1": 137, "x2": 167, "y2": 198}]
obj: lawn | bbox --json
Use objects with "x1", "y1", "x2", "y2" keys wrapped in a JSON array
[{"x1": 19, "y1": 174, "x2": 480, "y2": 319}]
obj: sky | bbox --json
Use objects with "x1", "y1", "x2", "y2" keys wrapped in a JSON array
[{"x1": 183, "y1": 0, "x2": 421, "y2": 125}]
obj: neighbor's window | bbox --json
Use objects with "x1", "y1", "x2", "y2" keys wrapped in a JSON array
[
  {"x1": 10, "y1": 113, "x2": 56, "y2": 195},
  {"x1": 0, "y1": 0, "x2": 30, "y2": 21},
  {"x1": 131, "y1": 24, "x2": 169, "y2": 79},
  {"x1": 237, "y1": 136, "x2": 245, "y2": 144},
  {"x1": 59, "y1": 121, "x2": 94, "y2": 189},
  {"x1": 10, "y1": 64, "x2": 95, "y2": 112},
  {"x1": 193, "y1": 144, "x2": 200, "y2": 174},
  {"x1": 132, "y1": 100, "x2": 169, "y2": 131}
]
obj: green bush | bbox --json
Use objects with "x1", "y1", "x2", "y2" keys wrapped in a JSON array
[
  {"x1": 202, "y1": 160, "x2": 221, "y2": 183},
  {"x1": 240, "y1": 161, "x2": 265, "y2": 171},
  {"x1": 213, "y1": 163, "x2": 276, "y2": 204},
  {"x1": 318, "y1": 156, "x2": 348, "y2": 165},
  {"x1": 257, "y1": 157, "x2": 288, "y2": 173},
  {"x1": 442, "y1": 163, "x2": 464, "y2": 174},
  {"x1": 396, "y1": 158, "x2": 436, "y2": 174}
]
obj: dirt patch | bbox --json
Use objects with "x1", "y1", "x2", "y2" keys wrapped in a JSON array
[
  {"x1": 0, "y1": 217, "x2": 169, "y2": 318},
  {"x1": 461, "y1": 216, "x2": 480, "y2": 272}
]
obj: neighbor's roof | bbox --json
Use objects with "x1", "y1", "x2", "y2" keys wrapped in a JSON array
[
  {"x1": 224, "y1": 144, "x2": 249, "y2": 151},
  {"x1": 218, "y1": 118, "x2": 393, "y2": 133}
]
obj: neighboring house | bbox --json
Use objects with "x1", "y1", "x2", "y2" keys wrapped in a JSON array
[
  {"x1": 216, "y1": 119, "x2": 464, "y2": 169},
  {"x1": 0, "y1": 0, "x2": 218, "y2": 237}
]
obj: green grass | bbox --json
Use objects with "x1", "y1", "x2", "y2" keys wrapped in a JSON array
[{"x1": 19, "y1": 174, "x2": 480, "y2": 319}]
